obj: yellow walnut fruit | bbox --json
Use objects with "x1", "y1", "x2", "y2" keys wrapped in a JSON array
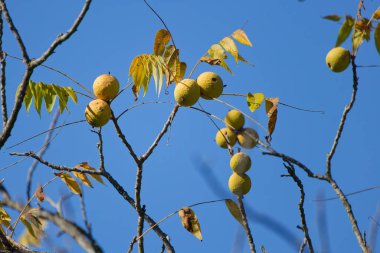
[
  {"x1": 196, "y1": 71, "x2": 223, "y2": 100},
  {"x1": 85, "y1": 99, "x2": 111, "y2": 127},
  {"x1": 228, "y1": 173, "x2": 251, "y2": 196},
  {"x1": 237, "y1": 128, "x2": 259, "y2": 149},
  {"x1": 225, "y1": 109, "x2": 245, "y2": 130},
  {"x1": 93, "y1": 74, "x2": 120, "y2": 100},
  {"x1": 325, "y1": 47, "x2": 351, "y2": 73},
  {"x1": 215, "y1": 127, "x2": 237, "y2": 149},
  {"x1": 230, "y1": 152, "x2": 251, "y2": 174},
  {"x1": 174, "y1": 79, "x2": 200, "y2": 106}
]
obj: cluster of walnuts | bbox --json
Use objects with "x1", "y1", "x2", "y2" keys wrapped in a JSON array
[{"x1": 85, "y1": 74, "x2": 120, "y2": 127}]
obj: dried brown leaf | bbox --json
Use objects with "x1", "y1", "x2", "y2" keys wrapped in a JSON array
[
  {"x1": 178, "y1": 207, "x2": 202, "y2": 241},
  {"x1": 34, "y1": 186, "x2": 45, "y2": 202}
]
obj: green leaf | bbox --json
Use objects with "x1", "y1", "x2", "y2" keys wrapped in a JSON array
[
  {"x1": 63, "y1": 87, "x2": 78, "y2": 103},
  {"x1": 30, "y1": 82, "x2": 43, "y2": 116},
  {"x1": 231, "y1": 29, "x2": 252, "y2": 47},
  {"x1": 220, "y1": 37, "x2": 239, "y2": 63},
  {"x1": 24, "y1": 81, "x2": 33, "y2": 112},
  {"x1": 375, "y1": 23, "x2": 380, "y2": 54},
  {"x1": 42, "y1": 86, "x2": 56, "y2": 113},
  {"x1": 52, "y1": 85, "x2": 69, "y2": 113},
  {"x1": 336, "y1": 15, "x2": 354, "y2": 47},
  {"x1": 154, "y1": 29, "x2": 171, "y2": 56},
  {"x1": 323, "y1": 15, "x2": 341, "y2": 21},
  {"x1": 247, "y1": 93, "x2": 265, "y2": 112}
]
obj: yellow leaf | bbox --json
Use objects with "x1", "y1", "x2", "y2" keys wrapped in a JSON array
[
  {"x1": 232, "y1": 29, "x2": 253, "y2": 47},
  {"x1": 220, "y1": 37, "x2": 239, "y2": 63},
  {"x1": 265, "y1": 98, "x2": 279, "y2": 142},
  {"x1": 154, "y1": 29, "x2": 171, "y2": 56},
  {"x1": 72, "y1": 171, "x2": 93, "y2": 188},
  {"x1": 225, "y1": 199, "x2": 243, "y2": 226},
  {"x1": 208, "y1": 44, "x2": 226, "y2": 59},
  {"x1": 247, "y1": 93, "x2": 265, "y2": 112},
  {"x1": 373, "y1": 9, "x2": 380, "y2": 20},
  {"x1": 178, "y1": 62, "x2": 187, "y2": 81},
  {"x1": 178, "y1": 207, "x2": 202, "y2": 241},
  {"x1": 56, "y1": 173, "x2": 81, "y2": 195},
  {"x1": 19, "y1": 220, "x2": 45, "y2": 247},
  {"x1": 76, "y1": 162, "x2": 105, "y2": 185}
]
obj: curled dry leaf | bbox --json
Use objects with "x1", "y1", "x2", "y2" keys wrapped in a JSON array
[
  {"x1": 34, "y1": 185, "x2": 45, "y2": 202},
  {"x1": 225, "y1": 199, "x2": 243, "y2": 226},
  {"x1": 178, "y1": 207, "x2": 202, "y2": 241},
  {"x1": 265, "y1": 97, "x2": 279, "y2": 143}
]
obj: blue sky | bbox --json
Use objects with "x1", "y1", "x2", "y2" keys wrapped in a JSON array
[{"x1": 1, "y1": 1, "x2": 380, "y2": 252}]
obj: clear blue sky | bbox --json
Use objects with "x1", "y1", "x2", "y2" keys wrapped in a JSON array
[{"x1": 1, "y1": 1, "x2": 380, "y2": 252}]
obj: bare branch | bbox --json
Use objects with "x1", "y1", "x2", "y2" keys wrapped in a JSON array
[
  {"x1": 1, "y1": 197, "x2": 103, "y2": 253},
  {"x1": 80, "y1": 185, "x2": 93, "y2": 235},
  {"x1": 283, "y1": 161, "x2": 314, "y2": 253},
  {"x1": 0, "y1": 1, "x2": 29, "y2": 61},
  {"x1": 140, "y1": 104, "x2": 179, "y2": 162},
  {"x1": 326, "y1": 56, "x2": 359, "y2": 177},
  {"x1": 30, "y1": 0, "x2": 92, "y2": 68},
  {"x1": 237, "y1": 196, "x2": 256, "y2": 253},
  {"x1": 0, "y1": 11, "x2": 7, "y2": 127},
  {"x1": 10, "y1": 151, "x2": 103, "y2": 175},
  {"x1": 101, "y1": 170, "x2": 175, "y2": 252},
  {"x1": 327, "y1": 177, "x2": 369, "y2": 252},
  {"x1": 0, "y1": 229, "x2": 45, "y2": 253},
  {"x1": 110, "y1": 110, "x2": 140, "y2": 164}
]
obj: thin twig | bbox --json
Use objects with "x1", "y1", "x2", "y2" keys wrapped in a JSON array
[
  {"x1": 283, "y1": 161, "x2": 314, "y2": 253},
  {"x1": 369, "y1": 207, "x2": 380, "y2": 252},
  {"x1": 326, "y1": 56, "x2": 359, "y2": 178},
  {"x1": 79, "y1": 184, "x2": 92, "y2": 235},
  {"x1": 213, "y1": 98, "x2": 267, "y2": 133},
  {"x1": 314, "y1": 185, "x2": 380, "y2": 202},
  {"x1": 6, "y1": 119, "x2": 85, "y2": 150},
  {"x1": 0, "y1": 0, "x2": 29, "y2": 62},
  {"x1": 30, "y1": 0, "x2": 92, "y2": 67},
  {"x1": 10, "y1": 152, "x2": 103, "y2": 175},
  {"x1": 0, "y1": 12, "x2": 7, "y2": 127},
  {"x1": 110, "y1": 110, "x2": 140, "y2": 164},
  {"x1": 142, "y1": 0, "x2": 176, "y2": 48},
  {"x1": 116, "y1": 101, "x2": 166, "y2": 120},
  {"x1": 127, "y1": 236, "x2": 137, "y2": 253},
  {"x1": 26, "y1": 109, "x2": 60, "y2": 200},
  {"x1": 299, "y1": 238, "x2": 307, "y2": 253},
  {"x1": 6, "y1": 54, "x2": 92, "y2": 96},
  {"x1": 140, "y1": 104, "x2": 179, "y2": 162},
  {"x1": 135, "y1": 162, "x2": 145, "y2": 253},
  {"x1": 221, "y1": 93, "x2": 324, "y2": 113},
  {"x1": 101, "y1": 170, "x2": 175, "y2": 252},
  {"x1": 237, "y1": 196, "x2": 256, "y2": 253}
]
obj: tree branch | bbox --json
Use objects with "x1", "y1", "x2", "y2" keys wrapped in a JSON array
[
  {"x1": 237, "y1": 196, "x2": 256, "y2": 253},
  {"x1": 135, "y1": 163, "x2": 145, "y2": 253},
  {"x1": 101, "y1": 170, "x2": 175, "y2": 253},
  {"x1": 10, "y1": 151, "x2": 103, "y2": 175},
  {"x1": 0, "y1": 11, "x2": 7, "y2": 127},
  {"x1": 30, "y1": 0, "x2": 92, "y2": 68},
  {"x1": 140, "y1": 104, "x2": 179, "y2": 162},
  {"x1": 110, "y1": 110, "x2": 140, "y2": 164},
  {"x1": 1, "y1": 196, "x2": 103, "y2": 253},
  {"x1": 0, "y1": 0, "x2": 29, "y2": 62},
  {"x1": 326, "y1": 56, "x2": 359, "y2": 178},
  {"x1": 283, "y1": 161, "x2": 314, "y2": 253}
]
